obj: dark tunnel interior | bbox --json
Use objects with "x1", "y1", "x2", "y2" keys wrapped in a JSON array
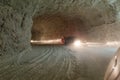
[{"x1": 31, "y1": 14, "x2": 87, "y2": 41}]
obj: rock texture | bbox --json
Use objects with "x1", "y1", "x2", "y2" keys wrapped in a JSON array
[
  {"x1": 35, "y1": 0, "x2": 120, "y2": 25},
  {"x1": 0, "y1": 0, "x2": 40, "y2": 55},
  {"x1": 86, "y1": 22, "x2": 120, "y2": 42}
]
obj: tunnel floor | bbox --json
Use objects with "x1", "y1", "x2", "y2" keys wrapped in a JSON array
[{"x1": 0, "y1": 45, "x2": 118, "y2": 80}]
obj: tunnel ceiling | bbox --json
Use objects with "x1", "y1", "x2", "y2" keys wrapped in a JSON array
[
  {"x1": 1, "y1": 0, "x2": 120, "y2": 28},
  {"x1": 1, "y1": 0, "x2": 120, "y2": 26},
  {"x1": 34, "y1": 0, "x2": 120, "y2": 27}
]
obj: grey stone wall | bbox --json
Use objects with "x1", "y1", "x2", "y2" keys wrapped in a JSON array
[
  {"x1": 35, "y1": 0, "x2": 120, "y2": 27},
  {"x1": 86, "y1": 22, "x2": 120, "y2": 42},
  {"x1": 0, "y1": 0, "x2": 40, "y2": 55}
]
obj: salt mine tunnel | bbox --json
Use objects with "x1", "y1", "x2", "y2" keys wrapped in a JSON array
[{"x1": 0, "y1": 0, "x2": 120, "y2": 80}]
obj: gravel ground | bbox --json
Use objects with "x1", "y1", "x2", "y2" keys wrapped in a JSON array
[{"x1": 0, "y1": 45, "x2": 118, "y2": 80}]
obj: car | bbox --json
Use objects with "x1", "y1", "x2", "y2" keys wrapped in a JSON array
[
  {"x1": 64, "y1": 36, "x2": 76, "y2": 45},
  {"x1": 62, "y1": 36, "x2": 87, "y2": 47}
]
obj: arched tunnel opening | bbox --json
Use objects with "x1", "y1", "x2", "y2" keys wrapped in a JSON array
[{"x1": 31, "y1": 14, "x2": 88, "y2": 43}]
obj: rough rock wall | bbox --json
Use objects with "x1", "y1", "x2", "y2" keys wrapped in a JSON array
[
  {"x1": 0, "y1": 0, "x2": 40, "y2": 55},
  {"x1": 87, "y1": 22, "x2": 120, "y2": 42},
  {"x1": 32, "y1": 15, "x2": 86, "y2": 40},
  {"x1": 35, "y1": 0, "x2": 120, "y2": 26}
]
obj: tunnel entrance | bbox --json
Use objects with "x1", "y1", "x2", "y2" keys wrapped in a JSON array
[{"x1": 31, "y1": 14, "x2": 87, "y2": 43}]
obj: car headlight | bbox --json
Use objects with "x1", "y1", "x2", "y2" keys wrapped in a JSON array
[{"x1": 73, "y1": 40, "x2": 82, "y2": 47}]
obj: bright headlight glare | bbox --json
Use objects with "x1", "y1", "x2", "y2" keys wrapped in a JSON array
[{"x1": 74, "y1": 40, "x2": 82, "y2": 46}]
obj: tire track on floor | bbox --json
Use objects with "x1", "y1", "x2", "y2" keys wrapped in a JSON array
[
  {"x1": 11, "y1": 46, "x2": 54, "y2": 80},
  {"x1": 0, "y1": 46, "x2": 52, "y2": 79}
]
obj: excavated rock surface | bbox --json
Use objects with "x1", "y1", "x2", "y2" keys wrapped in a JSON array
[
  {"x1": 35, "y1": 0, "x2": 118, "y2": 26},
  {"x1": 0, "y1": 0, "x2": 40, "y2": 55},
  {"x1": 87, "y1": 22, "x2": 120, "y2": 42}
]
